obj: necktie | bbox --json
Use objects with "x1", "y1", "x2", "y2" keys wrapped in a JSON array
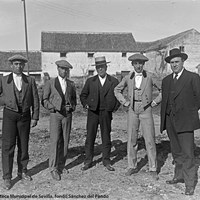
[{"x1": 174, "y1": 73, "x2": 178, "y2": 84}]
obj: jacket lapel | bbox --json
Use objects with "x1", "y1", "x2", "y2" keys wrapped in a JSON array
[
  {"x1": 21, "y1": 73, "x2": 29, "y2": 101},
  {"x1": 65, "y1": 79, "x2": 72, "y2": 98},
  {"x1": 55, "y1": 77, "x2": 64, "y2": 98},
  {"x1": 140, "y1": 70, "x2": 148, "y2": 94},
  {"x1": 103, "y1": 75, "x2": 112, "y2": 96},
  {"x1": 174, "y1": 69, "x2": 187, "y2": 99}
]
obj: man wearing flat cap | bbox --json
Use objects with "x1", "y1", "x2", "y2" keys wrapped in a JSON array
[
  {"x1": 42, "y1": 59, "x2": 76, "y2": 181},
  {"x1": 0, "y1": 54, "x2": 39, "y2": 190},
  {"x1": 114, "y1": 53, "x2": 161, "y2": 180},
  {"x1": 80, "y1": 56, "x2": 120, "y2": 171},
  {"x1": 160, "y1": 48, "x2": 200, "y2": 195}
]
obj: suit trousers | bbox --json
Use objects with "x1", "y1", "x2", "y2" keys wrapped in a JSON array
[
  {"x1": 166, "y1": 113, "x2": 196, "y2": 187},
  {"x1": 49, "y1": 111, "x2": 72, "y2": 172},
  {"x1": 84, "y1": 110, "x2": 112, "y2": 166},
  {"x1": 2, "y1": 108, "x2": 31, "y2": 179},
  {"x1": 127, "y1": 103, "x2": 157, "y2": 171}
]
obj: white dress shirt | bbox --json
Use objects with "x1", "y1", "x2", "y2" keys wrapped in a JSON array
[
  {"x1": 135, "y1": 72, "x2": 143, "y2": 89},
  {"x1": 13, "y1": 73, "x2": 22, "y2": 91},
  {"x1": 173, "y1": 68, "x2": 184, "y2": 79},
  {"x1": 58, "y1": 76, "x2": 67, "y2": 94},
  {"x1": 98, "y1": 75, "x2": 107, "y2": 86}
]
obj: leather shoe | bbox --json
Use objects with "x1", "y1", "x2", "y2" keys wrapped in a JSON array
[
  {"x1": 51, "y1": 170, "x2": 61, "y2": 181},
  {"x1": 166, "y1": 178, "x2": 184, "y2": 184},
  {"x1": 81, "y1": 163, "x2": 92, "y2": 171},
  {"x1": 18, "y1": 172, "x2": 32, "y2": 181},
  {"x1": 105, "y1": 164, "x2": 115, "y2": 171},
  {"x1": 125, "y1": 168, "x2": 138, "y2": 176},
  {"x1": 185, "y1": 186, "x2": 194, "y2": 195},
  {"x1": 3, "y1": 179, "x2": 12, "y2": 190}
]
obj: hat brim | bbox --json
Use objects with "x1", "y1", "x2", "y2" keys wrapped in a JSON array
[
  {"x1": 9, "y1": 58, "x2": 28, "y2": 63},
  {"x1": 92, "y1": 61, "x2": 111, "y2": 66},
  {"x1": 165, "y1": 53, "x2": 188, "y2": 63}
]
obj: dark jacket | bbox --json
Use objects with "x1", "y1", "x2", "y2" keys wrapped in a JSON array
[
  {"x1": 160, "y1": 69, "x2": 200, "y2": 133},
  {"x1": 80, "y1": 74, "x2": 120, "y2": 112},
  {"x1": 0, "y1": 73, "x2": 39, "y2": 120}
]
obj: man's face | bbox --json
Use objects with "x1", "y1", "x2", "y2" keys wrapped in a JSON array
[
  {"x1": 132, "y1": 60, "x2": 144, "y2": 73},
  {"x1": 169, "y1": 57, "x2": 184, "y2": 74},
  {"x1": 96, "y1": 64, "x2": 107, "y2": 78},
  {"x1": 11, "y1": 60, "x2": 25, "y2": 75},
  {"x1": 57, "y1": 66, "x2": 69, "y2": 78}
]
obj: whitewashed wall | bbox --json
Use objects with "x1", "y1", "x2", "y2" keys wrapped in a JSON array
[{"x1": 42, "y1": 52, "x2": 136, "y2": 78}]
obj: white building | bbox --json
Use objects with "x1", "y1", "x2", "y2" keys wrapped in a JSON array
[{"x1": 41, "y1": 31, "x2": 137, "y2": 77}]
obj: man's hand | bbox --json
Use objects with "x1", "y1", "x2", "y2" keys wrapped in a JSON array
[
  {"x1": 31, "y1": 119, "x2": 38, "y2": 128},
  {"x1": 124, "y1": 101, "x2": 130, "y2": 107},
  {"x1": 151, "y1": 100, "x2": 157, "y2": 107}
]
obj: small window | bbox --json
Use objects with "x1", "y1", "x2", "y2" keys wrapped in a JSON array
[
  {"x1": 88, "y1": 53, "x2": 94, "y2": 58},
  {"x1": 122, "y1": 52, "x2": 127, "y2": 57},
  {"x1": 60, "y1": 52, "x2": 66, "y2": 57},
  {"x1": 179, "y1": 46, "x2": 185, "y2": 52}
]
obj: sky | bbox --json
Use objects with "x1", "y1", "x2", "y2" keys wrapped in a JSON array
[{"x1": 1, "y1": 0, "x2": 200, "y2": 51}]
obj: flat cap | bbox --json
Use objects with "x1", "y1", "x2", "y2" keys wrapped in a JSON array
[
  {"x1": 128, "y1": 53, "x2": 149, "y2": 62},
  {"x1": 55, "y1": 60, "x2": 73, "y2": 69},
  {"x1": 8, "y1": 54, "x2": 28, "y2": 63}
]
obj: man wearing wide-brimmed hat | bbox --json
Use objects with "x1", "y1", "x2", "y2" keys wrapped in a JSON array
[
  {"x1": 161, "y1": 48, "x2": 200, "y2": 195},
  {"x1": 42, "y1": 59, "x2": 76, "y2": 181},
  {"x1": 114, "y1": 53, "x2": 161, "y2": 180},
  {"x1": 0, "y1": 54, "x2": 40, "y2": 190},
  {"x1": 80, "y1": 56, "x2": 120, "y2": 171}
]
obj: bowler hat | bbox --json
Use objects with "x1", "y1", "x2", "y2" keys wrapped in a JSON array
[
  {"x1": 92, "y1": 56, "x2": 110, "y2": 66},
  {"x1": 55, "y1": 60, "x2": 73, "y2": 69},
  {"x1": 128, "y1": 53, "x2": 149, "y2": 62},
  {"x1": 8, "y1": 54, "x2": 28, "y2": 63},
  {"x1": 165, "y1": 48, "x2": 188, "y2": 63}
]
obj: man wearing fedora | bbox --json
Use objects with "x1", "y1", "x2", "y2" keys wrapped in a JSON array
[
  {"x1": 114, "y1": 53, "x2": 161, "y2": 180},
  {"x1": 0, "y1": 54, "x2": 39, "y2": 190},
  {"x1": 42, "y1": 60, "x2": 77, "y2": 181},
  {"x1": 161, "y1": 48, "x2": 200, "y2": 195},
  {"x1": 80, "y1": 56, "x2": 120, "y2": 171}
]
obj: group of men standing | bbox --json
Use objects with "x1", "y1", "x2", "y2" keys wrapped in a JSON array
[{"x1": 1, "y1": 47, "x2": 200, "y2": 196}]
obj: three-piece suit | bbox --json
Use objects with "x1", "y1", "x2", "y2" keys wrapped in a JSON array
[
  {"x1": 114, "y1": 70, "x2": 161, "y2": 171},
  {"x1": 42, "y1": 77, "x2": 77, "y2": 172},
  {"x1": 161, "y1": 69, "x2": 200, "y2": 187},
  {"x1": 80, "y1": 74, "x2": 120, "y2": 166},
  {"x1": 0, "y1": 73, "x2": 39, "y2": 179}
]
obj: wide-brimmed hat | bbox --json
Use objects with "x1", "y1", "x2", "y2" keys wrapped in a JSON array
[
  {"x1": 165, "y1": 48, "x2": 188, "y2": 63},
  {"x1": 92, "y1": 56, "x2": 110, "y2": 66},
  {"x1": 8, "y1": 54, "x2": 28, "y2": 63},
  {"x1": 55, "y1": 60, "x2": 73, "y2": 69},
  {"x1": 128, "y1": 53, "x2": 149, "y2": 62}
]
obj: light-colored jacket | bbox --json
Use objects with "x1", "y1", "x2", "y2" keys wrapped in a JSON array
[
  {"x1": 0, "y1": 73, "x2": 39, "y2": 120},
  {"x1": 114, "y1": 70, "x2": 161, "y2": 109},
  {"x1": 42, "y1": 77, "x2": 77, "y2": 112}
]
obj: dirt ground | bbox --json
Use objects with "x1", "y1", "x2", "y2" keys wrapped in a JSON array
[{"x1": 0, "y1": 107, "x2": 200, "y2": 200}]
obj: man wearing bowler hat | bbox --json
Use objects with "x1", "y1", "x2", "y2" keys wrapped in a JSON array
[
  {"x1": 42, "y1": 60, "x2": 77, "y2": 181},
  {"x1": 161, "y1": 48, "x2": 200, "y2": 195},
  {"x1": 114, "y1": 53, "x2": 161, "y2": 179},
  {"x1": 0, "y1": 54, "x2": 39, "y2": 190},
  {"x1": 80, "y1": 56, "x2": 120, "y2": 171}
]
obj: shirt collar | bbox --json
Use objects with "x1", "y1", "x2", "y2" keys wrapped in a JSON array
[
  {"x1": 13, "y1": 73, "x2": 22, "y2": 78},
  {"x1": 58, "y1": 75, "x2": 66, "y2": 82},
  {"x1": 98, "y1": 74, "x2": 107, "y2": 80},
  {"x1": 173, "y1": 68, "x2": 184, "y2": 78}
]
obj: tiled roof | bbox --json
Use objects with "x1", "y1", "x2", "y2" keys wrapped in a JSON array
[
  {"x1": 136, "y1": 29, "x2": 199, "y2": 52},
  {"x1": 0, "y1": 51, "x2": 42, "y2": 72},
  {"x1": 41, "y1": 31, "x2": 137, "y2": 52}
]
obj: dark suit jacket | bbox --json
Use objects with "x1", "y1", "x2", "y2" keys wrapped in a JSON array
[
  {"x1": 42, "y1": 77, "x2": 77, "y2": 112},
  {"x1": 0, "y1": 73, "x2": 39, "y2": 120},
  {"x1": 160, "y1": 69, "x2": 200, "y2": 133},
  {"x1": 80, "y1": 74, "x2": 120, "y2": 112}
]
